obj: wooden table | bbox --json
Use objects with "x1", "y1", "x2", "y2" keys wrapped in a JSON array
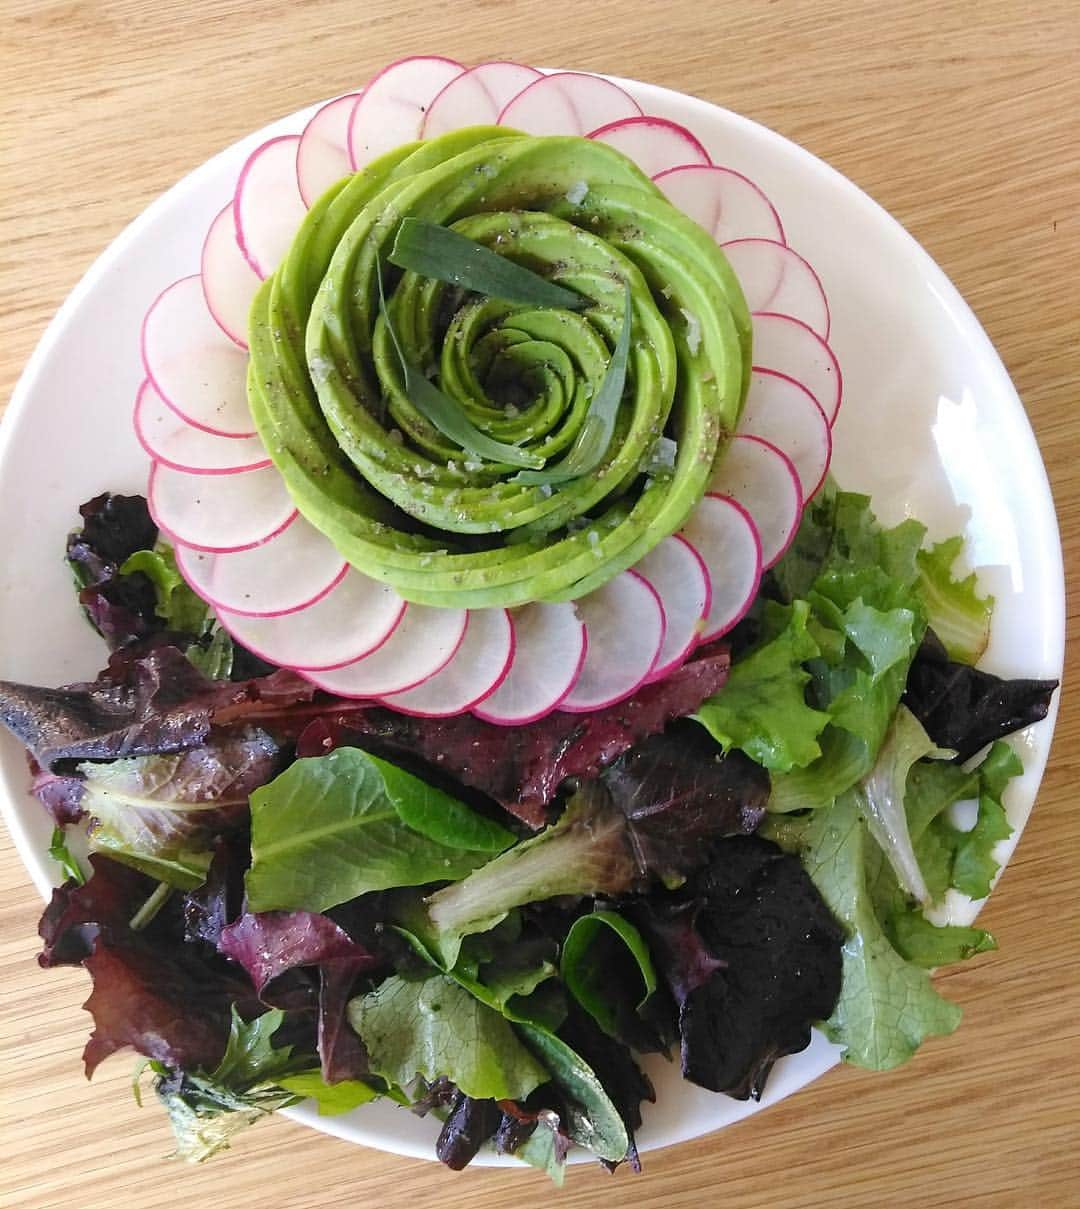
[{"x1": 2, "y1": 2, "x2": 1077, "y2": 1205}]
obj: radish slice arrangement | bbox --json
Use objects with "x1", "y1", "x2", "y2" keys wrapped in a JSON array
[{"x1": 135, "y1": 58, "x2": 845, "y2": 719}]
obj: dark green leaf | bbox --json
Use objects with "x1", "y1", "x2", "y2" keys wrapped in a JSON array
[
  {"x1": 390, "y1": 217, "x2": 587, "y2": 310},
  {"x1": 48, "y1": 825, "x2": 85, "y2": 885}
]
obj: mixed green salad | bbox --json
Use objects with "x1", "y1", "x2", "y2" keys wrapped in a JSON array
[{"x1": 0, "y1": 483, "x2": 1056, "y2": 1179}]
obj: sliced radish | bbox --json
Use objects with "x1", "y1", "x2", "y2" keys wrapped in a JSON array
[
  {"x1": 297, "y1": 92, "x2": 362, "y2": 207},
  {"x1": 680, "y1": 494, "x2": 762, "y2": 642},
  {"x1": 201, "y1": 204, "x2": 261, "y2": 348},
  {"x1": 379, "y1": 608, "x2": 514, "y2": 716},
  {"x1": 752, "y1": 312, "x2": 842, "y2": 425},
  {"x1": 723, "y1": 240, "x2": 829, "y2": 340},
  {"x1": 710, "y1": 435, "x2": 802, "y2": 569},
  {"x1": 174, "y1": 514, "x2": 347, "y2": 616},
  {"x1": 134, "y1": 379, "x2": 269, "y2": 475},
  {"x1": 149, "y1": 461, "x2": 297, "y2": 553},
  {"x1": 497, "y1": 72, "x2": 641, "y2": 136},
  {"x1": 473, "y1": 602, "x2": 587, "y2": 725},
  {"x1": 654, "y1": 164, "x2": 784, "y2": 246},
  {"x1": 737, "y1": 370, "x2": 832, "y2": 502},
  {"x1": 303, "y1": 604, "x2": 468, "y2": 698},
  {"x1": 559, "y1": 571, "x2": 665, "y2": 713},
  {"x1": 217, "y1": 570, "x2": 406, "y2": 671},
  {"x1": 635, "y1": 535, "x2": 711, "y2": 683},
  {"x1": 234, "y1": 136, "x2": 309, "y2": 279},
  {"x1": 141, "y1": 276, "x2": 254, "y2": 437},
  {"x1": 588, "y1": 116, "x2": 710, "y2": 178},
  {"x1": 421, "y1": 61, "x2": 541, "y2": 138},
  {"x1": 348, "y1": 56, "x2": 465, "y2": 170}
]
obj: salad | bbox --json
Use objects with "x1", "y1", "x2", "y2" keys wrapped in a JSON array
[{"x1": 0, "y1": 58, "x2": 1059, "y2": 1182}]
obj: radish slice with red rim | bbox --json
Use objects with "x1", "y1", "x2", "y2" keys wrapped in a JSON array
[
  {"x1": 737, "y1": 370, "x2": 832, "y2": 501},
  {"x1": 559, "y1": 570, "x2": 665, "y2": 713},
  {"x1": 635, "y1": 535, "x2": 711, "y2": 683},
  {"x1": 134, "y1": 379, "x2": 269, "y2": 475},
  {"x1": 752, "y1": 312, "x2": 842, "y2": 425},
  {"x1": 588, "y1": 115, "x2": 710, "y2": 177},
  {"x1": 710, "y1": 434, "x2": 802, "y2": 569},
  {"x1": 379, "y1": 608, "x2": 514, "y2": 716},
  {"x1": 348, "y1": 56, "x2": 465, "y2": 170},
  {"x1": 654, "y1": 164, "x2": 785, "y2": 245},
  {"x1": 303, "y1": 604, "x2": 468, "y2": 698},
  {"x1": 421, "y1": 61, "x2": 541, "y2": 137},
  {"x1": 234, "y1": 136, "x2": 309, "y2": 279},
  {"x1": 201, "y1": 204, "x2": 261, "y2": 349},
  {"x1": 473, "y1": 602, "x2": 587, "y2": 725},
  {"x1": 149, "y1": 461, "x2": 297, "y2": 553},
  {"x1": 680, "y1": 493, "x2": 762, "y2": 643},
  {"x1": 497, "y1": 72, "x2": 641, "y2": 136},
  {"x1": 297, "y1": 92, "x2": 362, "y2": 207},
  {"x1": 174, "y1": 514, "x2": 347, "y2": 616},
  {"x1": 217, "y1": 570, "x2": 406, "y2": 671},
  {"x1": 141, "y1": 276, "x2": 254, "y2": 437},
  {"x1": 723, "y1": 240, "x2": 830, "y2": 340}
]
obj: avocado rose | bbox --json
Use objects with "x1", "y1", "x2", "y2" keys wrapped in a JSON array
[
  {"x1": 140, "y1": 61, "x2": 838, "y2": 716},
  {"x1": 247, "y1": 127, "x2": 750, "y2": 608}
]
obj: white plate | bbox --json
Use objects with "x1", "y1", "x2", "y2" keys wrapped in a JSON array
[{"x1": 0, "y1": 74, "x2": 1065, "y2": 1165}]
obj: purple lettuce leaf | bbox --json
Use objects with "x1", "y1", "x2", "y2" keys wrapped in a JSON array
[
  {"x1": 39, "y1": 852, "x2": 155, "y2": 968},
  {"x1": 632, "y1": 835, "x2": 843, "y2": 1100},
  {"x1": 903, "y1": 629, "x2": 1059, "y2": 761},
  {"x1": 217, "y1": 909, "x2": 381, "y2": 1083},
  {"x1": 183, "y1": 835, "x2": 250, "y2": 947},
  {"x1": 434, "y1": 1093, "x2": 505, "y2": 1170},
  {"x1": 29, "y1": 756, "x2": 86, "y2": 824}
]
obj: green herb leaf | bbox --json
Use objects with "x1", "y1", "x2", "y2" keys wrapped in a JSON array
[
  {"x1": 348, "y1": 973, "x2": 549, "y2": 1101},
  {"x1": 246, "y1": 747, "x2": 504, "y2": 914},
  {"x1": 377, "y1": 256, "x2": 544, "y2": 469},
  {"x1": 48, "y1": 825, "x2": 85, "y2": 885},
  {"x1": 390, "y1": 217, "x2": 588, "y2": 311},
  {"x1": 512, "y1": 282, "x2": 632, "y2": 485},
  {"x1": 120, "y1": 544, "x2": 212, "y2": 636}
]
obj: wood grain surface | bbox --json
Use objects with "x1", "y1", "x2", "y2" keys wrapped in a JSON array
[{"x1": 1, "y1": 2, "x2": 1077, "y2": 1206}]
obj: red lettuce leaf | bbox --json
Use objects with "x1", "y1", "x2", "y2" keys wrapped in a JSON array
[
  {"x1": 29, "y1": 756, "x2": 86, "y2": 824},
  {"x1": 434, "y1": 1093, "x2": 505, "y2": 1170},
  {"x1": 39, "y1": 852, "x2": 154, "y2": 968},
  {"x1": 904, "y1": 629, "x2": 1059, "y2": 761},
  {"x1": 292, "y1": 646, "x2": 732, "y2": 828},
  {"x1": 632, "y1": 835, "x2": 843, "y2": 1100}
]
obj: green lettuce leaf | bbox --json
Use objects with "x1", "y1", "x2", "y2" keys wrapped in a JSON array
[
  {"x1": 694, "y1": 600, "x2": 829, "y2": 771},
  {"x1": 887, "y1": 913, "x2": 996, "y2": 968},
  {"x1": 245, "y1": 748, "x2": 512, "y2": 914},
  {"x1": 348, "y1": 973, "x2": 549, "y2": 1101},
  {"x1": 769, "y1": 791, "x2": 961, "y2": 1070},
  {"x1": 120, "y1": 544, "x2": 211, "y2": 636},
  {"x1": 916, "y1": 536, "x2": 993, "y2": 665},
  {"x1": 275, "y1": 1071, "x2": 379, "y2": 1116}
]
